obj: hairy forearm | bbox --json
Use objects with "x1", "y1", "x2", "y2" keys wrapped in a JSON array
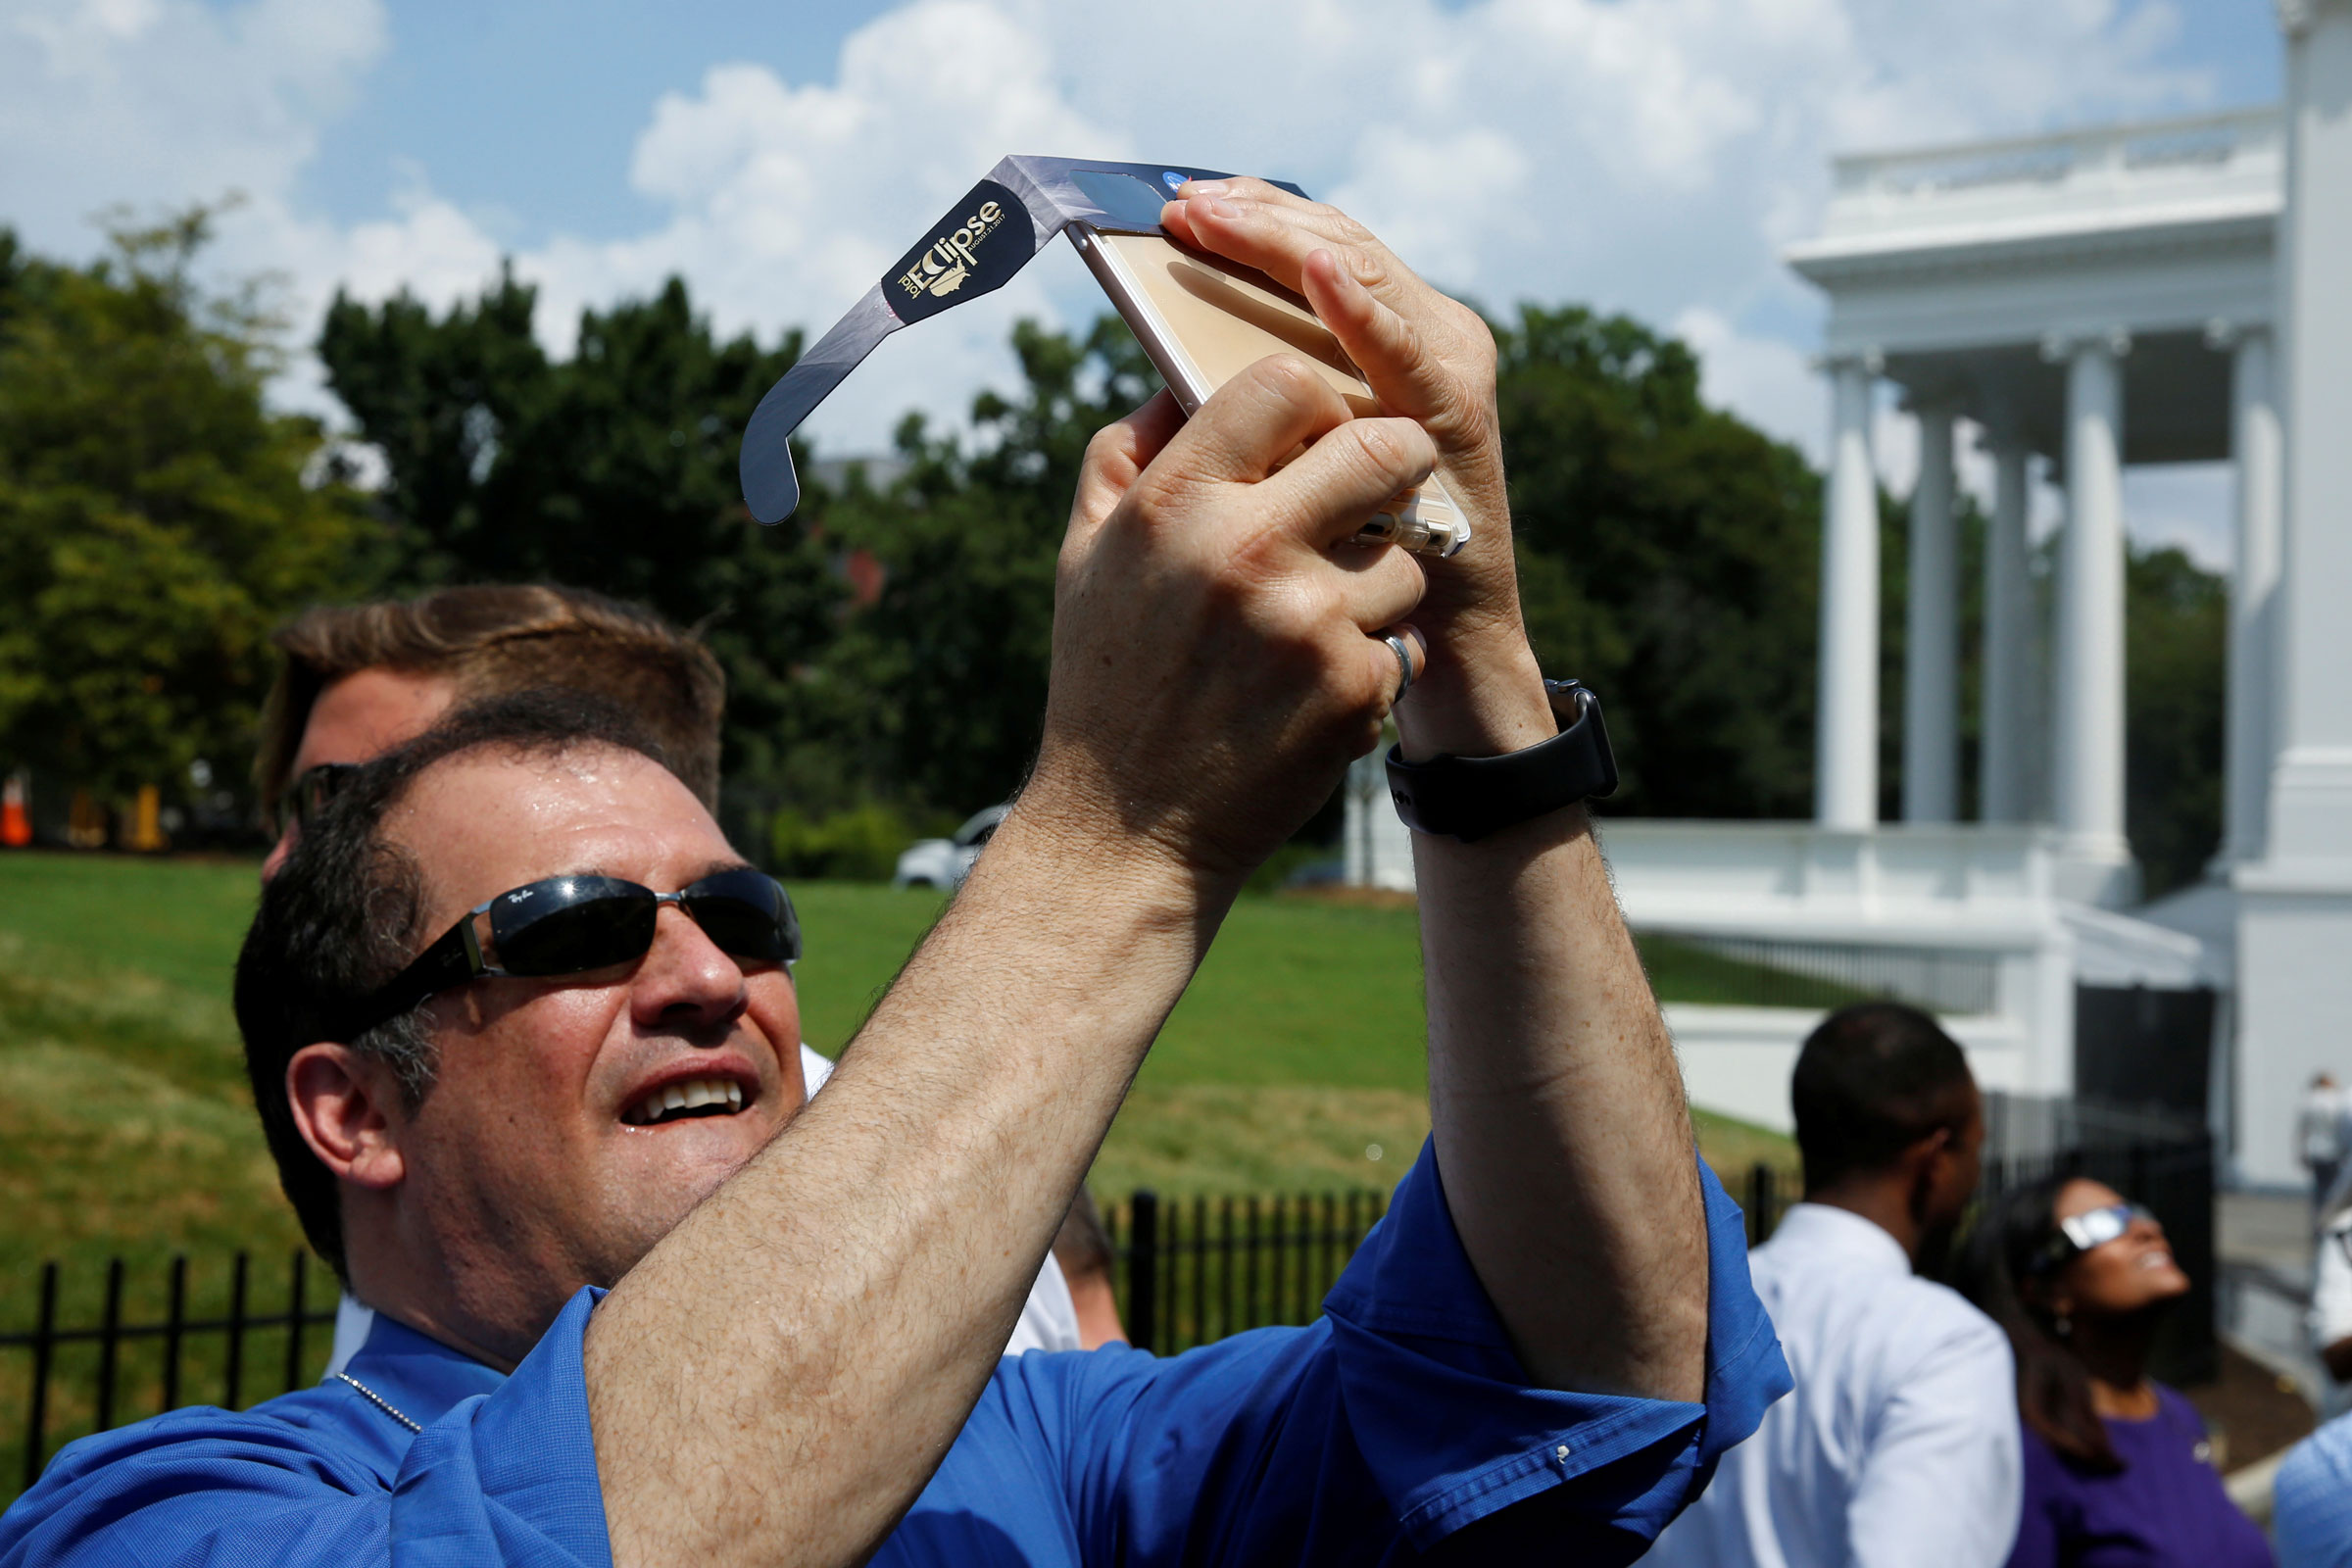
[
  {"x1": 1401, "y1": 649, "x2": 1708, "y2": 1401},
  {"x1": 586, "y1": 813, "x2": 1223, "y2": 1568}
]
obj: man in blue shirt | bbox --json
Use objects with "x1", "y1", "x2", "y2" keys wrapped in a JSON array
[{"x1": 1, "y1": 181, "x2": 1787, "y2": 1567}]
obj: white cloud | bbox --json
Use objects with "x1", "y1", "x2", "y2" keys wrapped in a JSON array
[
  {"x1": 0, "y1": 0, "x2": 385, "y2": 250},
  {"x1": 1, "y1": 0, "x2": 2225, "y2": 490}
]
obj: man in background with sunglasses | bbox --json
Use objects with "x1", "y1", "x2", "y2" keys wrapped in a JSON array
[
  {"x1": 0, "y1": 184, "x2": 1787, "y2": 1567},
  {"x1": 255, "y1": 582, "x2": 1099, "y2": 1366}
]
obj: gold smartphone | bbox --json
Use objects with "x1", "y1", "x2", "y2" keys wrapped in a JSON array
[{"x1": 1069, "y1": 223, "x2": 1468, "y2": 557}]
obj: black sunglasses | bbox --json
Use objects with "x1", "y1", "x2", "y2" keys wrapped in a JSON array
[
  {"x1": 276, "y1": 761, "x2": 360, "y2": 838},
  {"x1": 341, "y1": 867, "x2": 801, "y2": 1039}
]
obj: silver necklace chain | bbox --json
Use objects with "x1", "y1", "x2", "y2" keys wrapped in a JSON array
[{"x1": 334, "y1": 1371, "x2": 423, "y2": 1434}]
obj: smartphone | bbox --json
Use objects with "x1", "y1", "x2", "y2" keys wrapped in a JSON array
[{"x1": 1068, "y1": 223, "x2": 1469, "y2": 558}]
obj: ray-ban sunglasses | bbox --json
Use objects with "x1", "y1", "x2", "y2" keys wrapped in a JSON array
[{"x1": 340, "y1": 867, "x2": 800, "y2": 1039}]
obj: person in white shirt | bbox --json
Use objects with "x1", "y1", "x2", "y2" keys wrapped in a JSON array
[
  {"x1": 2303, "y1": 1073, "x2": 2350, "y2": 1217},
  {"x1": 1646, "y1": 1002, "x2": 2022, "y2": 1568}
]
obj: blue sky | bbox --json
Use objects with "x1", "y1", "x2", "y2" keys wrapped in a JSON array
[
  {"x1": 297, "y1": 0, "x2": 2284, "y2": 251},
  {"x1": 2, "y1": 0, "x2": 2292, "y2": 563}
]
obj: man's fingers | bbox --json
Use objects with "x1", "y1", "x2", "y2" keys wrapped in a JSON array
[
  {"x1": 1146, "y1": 354, "x2": 1355, "y2": 492},
  {"x1": 1368, "y1": 624, "x2": 1429, "y2": 713},
  {"x1": 1298, "y1": 249, "x2": 1459, "y2": 436},
  {"x1": 1069, "y1": 389, "x2": 1186, "y2": 537},
  {"x1": 1332, "y1": 544, "x2": 1428, "y2": 639},
  {"x1": 1163, "y1": 191, "x2": 1411, "y2": 308},
  {"x1": 1260, "y1": 413, "x2": 1437, "y2": 551}
]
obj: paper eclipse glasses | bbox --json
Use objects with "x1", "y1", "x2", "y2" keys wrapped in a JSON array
[{"x1": 738, "y1": 156, "x2": 1313, "y2": 527}]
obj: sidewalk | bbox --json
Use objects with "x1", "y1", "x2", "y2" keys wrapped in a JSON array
[{"x1": 2219, "y1": 1188, "x2": 2328, "y2": 1409}]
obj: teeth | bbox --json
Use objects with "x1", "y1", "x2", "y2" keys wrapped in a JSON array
[{"x1": 627, "y1": 1076, "x2": 747, "y2": 1126}]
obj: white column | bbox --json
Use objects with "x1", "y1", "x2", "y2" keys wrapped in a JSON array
[
  {"x1": 1903, "y1": 405, "x2": 1960, "y2": 822},
  {"x1": 1816, "y1": 356, "x2": 1880, "y2": 830},
  {"x1": 1980, "y1": 422, "x2": 2034, "y2": 821},
  {"x1": 2048, "y1": 332, "x2": 2134, "y2": 903},
  {"x1": 2212, "y1": 323, "x2": 2282, "y2": 867},
  {"x1": 2239, "y1": 0, "x2": 2352, "y2": 1187}
]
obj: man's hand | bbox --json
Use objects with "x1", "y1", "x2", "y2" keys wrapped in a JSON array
[
  {"x1": 1172, "y1": 183, "x2": 1711, "y2": 1404},
  {"x1": 1161, "y1": 180, "x2": 1549, "y2": 761},
  {"x1": 1025, "y1": 361, "x2": 1431, "y2": 890}
]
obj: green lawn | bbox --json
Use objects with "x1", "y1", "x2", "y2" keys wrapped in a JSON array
[{"x1": 0, "y1": 852, "x2": 1802, "y2": 1275}]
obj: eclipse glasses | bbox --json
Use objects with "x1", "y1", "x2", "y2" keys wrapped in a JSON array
[{"x1": 737, "y1": 156, "x2": 1469, "y2": 558}]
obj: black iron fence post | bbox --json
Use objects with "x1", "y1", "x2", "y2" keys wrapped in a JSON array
[
  {"x1": 283, "y1": 1251, "x2": 308, "y2": 1395},
  {"x1": 94, "y1": 1259, "x2": 124, "y2": 1433},
  {"x1": 223, "y1": 1251, "x2": 248, "y2": 1411},
  {"x1": 1128, "y1": 1190, "x2": 1158, "y2": 1354},
  {"x1": 161, "y1": 1256, "x2": 186, "y2": 1414},
  {"x1": 1745, "y1": 1162, "x2": 1776, "y2": 1246},
  {"x1": 23, "y1": 1261, "x2": 56, "y2": 1492}
]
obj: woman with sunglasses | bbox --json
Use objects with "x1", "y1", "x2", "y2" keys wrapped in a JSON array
[{"x1": 1954, "y1": 1174, "x2": 2272, "y2": 1568}]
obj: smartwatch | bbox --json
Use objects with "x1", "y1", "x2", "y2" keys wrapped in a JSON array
[{"x1": 1385, "y1": 680, "x2": 1618, "y2": 843}]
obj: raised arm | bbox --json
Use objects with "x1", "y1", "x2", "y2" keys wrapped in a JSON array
[
  {"x1": 584, "y1": 367, "x2": 1437, "y2": 1568},
  {"x1": 1164, "y1": 183, "x2": 1709, "y2": 1401}
]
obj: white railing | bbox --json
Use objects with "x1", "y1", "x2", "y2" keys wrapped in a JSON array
[{"x1": 1816, "y1": 107, "x2": 2282, "y2": 242}]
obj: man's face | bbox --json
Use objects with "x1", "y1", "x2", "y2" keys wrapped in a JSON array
[
  {"x1": 264, "y1": 668, "x2": 457, "y2": 878},
  {"x1": 370, "y1": 744, "x2": 806, "y2": 1346}
]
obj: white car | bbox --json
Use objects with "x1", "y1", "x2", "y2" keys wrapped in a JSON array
[{"x1": 892, "y1": 805, "x2": 1008, "y2": 890}]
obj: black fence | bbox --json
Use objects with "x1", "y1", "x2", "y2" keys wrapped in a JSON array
[
  {"x1": 1102, "y1": 1189, "x2": 1393, "y2": 1356},
  {"x1": 3, "y1": 1251, "x2": 336, "y2": 1499},
  {"x1": 2, "y1": 1193, "x2": 1393, "y2": 1505},
  {"x1": 6, "y1": 1119, "x2": 2214, "y2": 1505}
]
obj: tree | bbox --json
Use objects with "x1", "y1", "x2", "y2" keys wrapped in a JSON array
[
  {"x1": 317, "y1": 272, "x2": 844, "y2": 792},
  {"x1": 813, "y1": 317, "x2": 1162, "y2": 813},
  {"x1": 2126, "y1": 544, "x2": 2226, "y2": 896},
  {"x1": 0, "y1": 213, "x2": 369, "y2": 811},
  {"x1": 1495, "y1": 306, "x2": 1823, "y2": 817}
]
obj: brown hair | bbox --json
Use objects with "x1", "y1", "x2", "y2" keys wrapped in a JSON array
[{"x1": 256, "y1": 585, "x2": 724, "y2": 813}]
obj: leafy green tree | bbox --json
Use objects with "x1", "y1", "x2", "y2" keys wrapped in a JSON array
[
  {"x1": 0, "y1": 213, "x2": 368, "y2": 811},
  {"x1": 814, "y1": 317, "x2": 1161, "y2": 813},
  {"x1": 2126, "y1": 544, "x2": 2226, "y2": 896},
  {"x1": 317, "y1": 272, "x2": 844, "y2": 791},
  {"x1": 1495, "y1": 306, "x2": 1823, "y2": 816}
]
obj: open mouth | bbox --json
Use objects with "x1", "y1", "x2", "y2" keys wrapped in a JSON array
[{"x1": 621, "y1": 1076, "x2": 750, "y2": 1127}]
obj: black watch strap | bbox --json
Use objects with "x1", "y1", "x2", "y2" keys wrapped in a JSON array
[{"x1": 1385, "y1": 680, "x2": 1618, "y2": 843}]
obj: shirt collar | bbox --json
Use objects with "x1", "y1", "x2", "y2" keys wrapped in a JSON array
[
  {"x1": 1762, "y1": 1201, "x2": 1914, "y2": 1276},
  {"x1": 338, "y1": 1309, "x2": 508, "y2": 1432}
]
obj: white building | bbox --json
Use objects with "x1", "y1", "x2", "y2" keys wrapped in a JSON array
[{"x1": 1346, "y1": 0, "x2": 2352, "y2": 1182}]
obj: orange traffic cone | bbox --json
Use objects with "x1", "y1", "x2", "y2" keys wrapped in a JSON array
[{"x1": 1, "y1": 772, "x2": 27, "y2": 848}]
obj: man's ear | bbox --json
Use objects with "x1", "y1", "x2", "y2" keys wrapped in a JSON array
[
  {"x1": 1904, "y1": 1125, "x2": 1956, "y2": 1219},
  {"x1": 287, "y1": 1044, "x2": 407, "y2": 1193}
]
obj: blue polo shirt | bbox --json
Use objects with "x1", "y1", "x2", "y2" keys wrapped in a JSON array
[{"x1": 0, "y1": 1143, "x2": 1787, "y2": 1565}]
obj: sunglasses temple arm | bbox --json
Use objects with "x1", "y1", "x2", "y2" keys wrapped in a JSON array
[{"x1": 739, "y1": 286, "x2": 906, "y2": 525}]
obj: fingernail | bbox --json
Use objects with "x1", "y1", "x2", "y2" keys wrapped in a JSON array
[
  {"x1": 1182, "y1": 179, "x2": 1230, "y2": 197},
  {"x1": 1197, "y1": 196, "x2": 1240, "y2": 220}
]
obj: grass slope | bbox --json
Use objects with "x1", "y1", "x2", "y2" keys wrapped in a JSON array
[{"x1": 0, "y1": 854, "x2": 1798, "y2": 1285}]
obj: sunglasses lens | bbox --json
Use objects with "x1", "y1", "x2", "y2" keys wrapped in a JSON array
[
  {"x1": 683, "y1": 871, "x2": 793, "y2": 962},
  {"x1": 494, "y1": 880, "x2": 657, "y2": 975}
]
